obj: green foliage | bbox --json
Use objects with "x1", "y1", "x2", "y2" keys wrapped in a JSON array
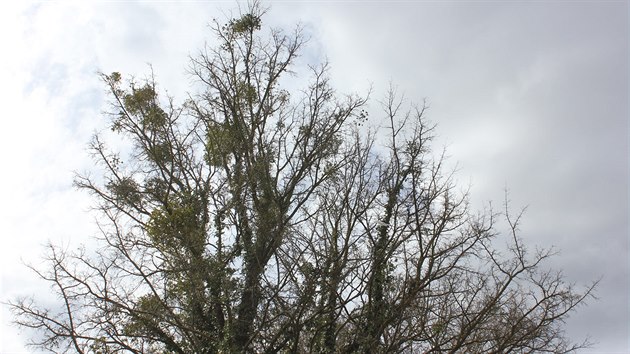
[
  {"x1": 229, "y1": 13, "x2": 261, "y2": 34},
  {"x1": 142, "y1": 105, "x2": 168, "y2": 132},
  {"x1": 145, "y1": 177, "x2": 169, "y2": 201},
  {"x1": 89, "y1": 337, "x2": 115, "y2": 354},
  {"x1": 107, "y1": 177, "x2": 141, "y2": 206},
  {"x1": 107, "y1": 74, "x2": 169, "y2": 135},
  {"x1": 237, "y1": 80, "x2": 258, "y2": 105},
  {"x1": 205, "y1": 122, "x2": 234, "y2": 167},
  {"x1": 123, "y1": 85, "x2": 168, "y2": 132},
  {"x1": 147, "y1": 194, "x2": 205, "y2": 256},
  {"x1": 432, "y1": 320, "x2": 447, "y2": 335},
  {"x1": 123, "y1": 294, "x2": 169, "y2": 341},
  {"x1": 109, "y1": 71, "x2": 122, "y2": 83},
  {"x1": 123, "y1": 85, "x2": 156, "y2": 115},
  {"x1": 148, "y1": 205, "x2": 192, "y2": 245},
  {"x1": 148, "y1": 142, "x2": 173, "y2": 164}
]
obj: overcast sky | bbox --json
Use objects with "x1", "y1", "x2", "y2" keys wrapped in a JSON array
[{"x1": 0, "y1": 1, "x2": 627, "y2": 353}]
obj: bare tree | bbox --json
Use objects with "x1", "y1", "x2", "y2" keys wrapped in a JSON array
[{"x1": 9, "y1": 3, "x2": 595, "y2": 353}]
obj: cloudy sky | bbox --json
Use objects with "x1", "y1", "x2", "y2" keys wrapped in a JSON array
[{"x1": 0, "y1": 1, "x2": 627, "y2": 352}]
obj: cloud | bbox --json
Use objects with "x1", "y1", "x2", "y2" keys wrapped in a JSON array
[{"x1": 0, "y1": 1, "x2": 626, "y2": 352}]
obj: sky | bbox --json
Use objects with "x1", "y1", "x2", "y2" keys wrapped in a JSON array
[{"x1": 0, "y1": 1, "x2": 627, "y2": 352}]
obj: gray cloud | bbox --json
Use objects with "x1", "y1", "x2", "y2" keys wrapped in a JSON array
[{"x1": 267, "y1": 3, "x2": 629, "y2": 351}]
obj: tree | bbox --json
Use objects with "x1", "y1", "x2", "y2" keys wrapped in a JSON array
[{"x1": 10, "y1": 3, "x2": 595, "y2": 353}]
